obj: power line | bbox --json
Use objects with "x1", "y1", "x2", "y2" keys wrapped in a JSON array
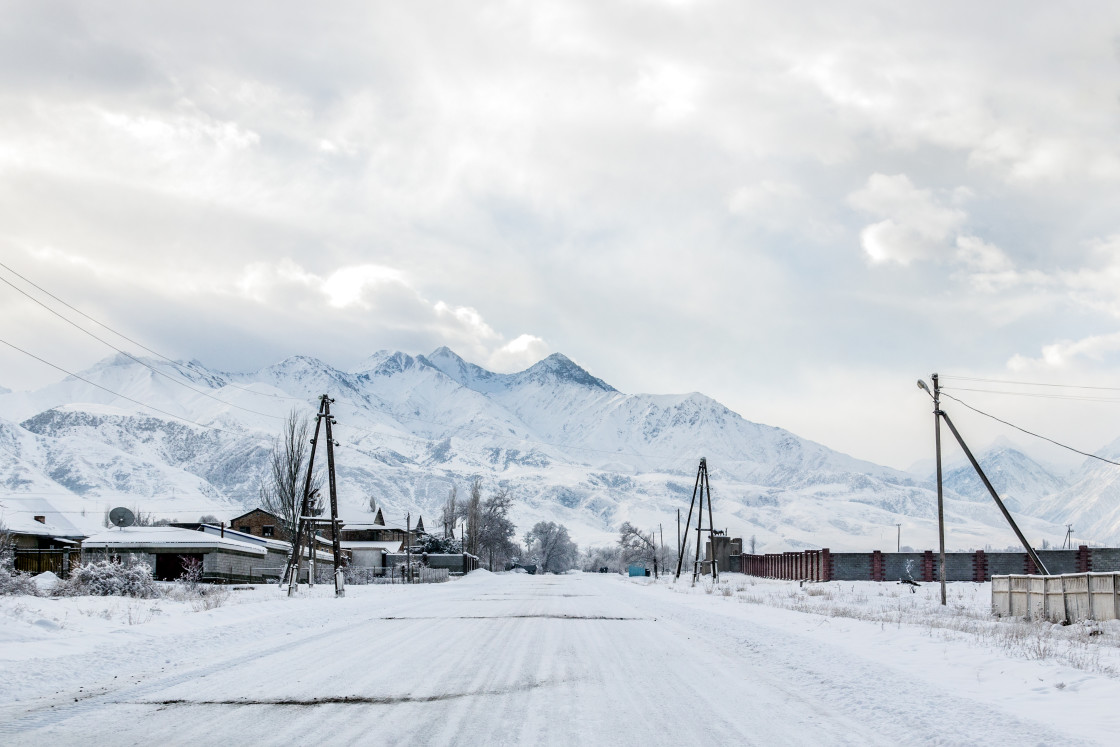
[
  {"x1": 0, "y1": 337, "x2": 244, "y2": 437},
  {"x1": 941, "y1": 374, "x2": 1120, "y2": 392},
  {"x1": 0, "y1": 270, "x2": 293, "y2": 420},
  {"x1": 939, "y1": 391, "x2": 1120, "y2": 468},
  {"x1": 0, "y1": 260, "x2": 308, "y2": 405},
  {"x1": 941, "y1": 386, "x2": 1120, "y2": 404}
]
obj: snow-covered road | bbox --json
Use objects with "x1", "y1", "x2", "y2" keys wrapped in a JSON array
[{"x1": 2, "y1": 572, "x2": 1111, "y2": 745}]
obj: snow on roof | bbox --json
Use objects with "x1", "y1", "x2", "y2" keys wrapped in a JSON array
[
  {"x1": 340, "y1": 522, "x2": 409, "y2": 532},
  {"x1": 82, "y1": 527, "x2": 267, "y2": 555},
  {"x1": 341, "y1": 540, "x2": 402, "y2": 552},
  {"x1": 1, "y1": 497, "x2": 87, "y2": 538}
]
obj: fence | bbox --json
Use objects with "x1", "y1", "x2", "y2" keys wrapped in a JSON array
[
  {"x1": 992, "y1": 573, "x2": 1120, "y2": 623},
  {"x1": 344, "y1": 565, "x2": 450, "y2": 584},
  {"x1": 13, "y1": 549, "x2": 81, "y2": 578},
  {"x1": 740, "y1": 546, "x2": 1120, "y2": 582}
]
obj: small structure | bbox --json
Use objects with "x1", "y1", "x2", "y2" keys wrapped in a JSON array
[
  {"x1": 993, "y1": 573, "x2": 1120, "y2": 623},
  {"x1": 628, "y1": 564, "x2": 648, "y2": 577}
]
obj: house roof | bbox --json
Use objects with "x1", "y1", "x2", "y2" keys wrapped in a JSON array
[
  {"x1": 341, "y1": 540, "x2": 403, "y2": 552},
  {"x1": 1, "y1": 497, "x2": 88, "y2": 538},
  {"x1": 82, "y1": 527, "x2": 268, "y2": 556},
  {"x1": 227, "y1": 507, "x2": 284, "y2": 524}
]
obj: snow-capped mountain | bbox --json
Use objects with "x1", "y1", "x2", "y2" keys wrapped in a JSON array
[
  {"x1": 1031, "y1": 437, "x2": 1120, "y2": 546},
  {"x1": 0, "y1": 349, "x2": 1073, "y2": 551},
  {"x1": 940, "y1": 444, "x2": 1068, "y2": 514}
]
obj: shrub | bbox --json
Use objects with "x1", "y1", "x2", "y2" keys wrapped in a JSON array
[
  {"x1": 58, "y1": 560, "x2": 159, "y2": 598},
  {"x1": 0, "y1": 562, "x2": 38, "y2": 596}
]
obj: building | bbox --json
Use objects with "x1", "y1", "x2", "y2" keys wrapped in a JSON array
[
  {"x1": 3, "y1": 498, "x2": 88, "y2": 577},
  {"x1": 227, "y1": 508, "x2": 289, "y2": 540},
  {"x1": 80, "y1": 526, "x2": 307, "y2": 583}
]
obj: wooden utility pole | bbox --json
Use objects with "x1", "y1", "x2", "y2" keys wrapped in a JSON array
[
  {"x1": 674, "y1": 457, "x2": 719, "y2": 584},
  {"x1": 283, "y1": 394, "x2": 345, "y2": 597}
]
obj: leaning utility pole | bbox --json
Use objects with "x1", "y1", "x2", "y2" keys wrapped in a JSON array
[
  {"x1": 674, "y1": 457, "x2": 719, "y2": 585},
  {"x1": 283, "y1": 394, "x2": 346, "y2": 597},
  {"x1": 919, "y1": 374, "x2": 1050, "y2": 606}
]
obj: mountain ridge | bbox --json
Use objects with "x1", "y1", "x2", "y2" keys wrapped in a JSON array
[{"x1": 0, "y1": 348, "x2": 1077, "y2": 550}]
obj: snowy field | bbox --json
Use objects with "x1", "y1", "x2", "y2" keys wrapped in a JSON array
[{"x1": 2, "y1": 571, "x2": 1119, "y2": 745}]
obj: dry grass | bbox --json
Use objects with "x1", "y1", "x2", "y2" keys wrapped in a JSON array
[{"x1": 656, "y1": 574, "x2": 1120, "y2": 677}]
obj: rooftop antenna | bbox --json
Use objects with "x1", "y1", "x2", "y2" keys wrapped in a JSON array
[{"x1": 108, "y1": 507, "x2": 135, "y2": 530}]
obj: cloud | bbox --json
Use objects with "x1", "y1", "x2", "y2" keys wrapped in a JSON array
[
  {"x1": 1009, "y1": 331, "x2": 1120, "y2": 371},
  {"x1": 487, "y1": 334, "x2": 551, "y2": 372},
  {"x1": 228, "y1": 259, "x2": 544, "y2": 368},
  {"x1": 847, "y1": 174, "x2": 966, "y2": 265}
]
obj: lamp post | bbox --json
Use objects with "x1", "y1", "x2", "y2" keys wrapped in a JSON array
[{"x1": 918, "y1": 375, "x2": 947, "y2": 606}]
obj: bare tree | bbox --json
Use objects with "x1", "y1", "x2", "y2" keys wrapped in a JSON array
[
  {"x1": 459, "y1": 479, "x2": 483, "y2": 557},
  {"x1": 525, "y1": 521, "x2": 578, "y2": 573},
  {"x1": 258, "y1": 410, "x2": 322, "y2": 552},
  {"x1": 440, "y1": 485, "x2": 458, "y2": 538}
]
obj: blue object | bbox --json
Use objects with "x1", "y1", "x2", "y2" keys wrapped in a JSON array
[{"x1": 628, "y1": 564, "x2": 646, "y2": 577}]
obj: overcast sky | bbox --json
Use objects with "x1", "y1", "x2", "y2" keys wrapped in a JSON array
[{"x1": 4, "y1": 1, "x2": 1120, "y2": 471}]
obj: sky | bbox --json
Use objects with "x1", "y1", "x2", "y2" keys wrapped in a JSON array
[{"x1": 3, "y1": 1, "x2": 1120, "y2": 471}]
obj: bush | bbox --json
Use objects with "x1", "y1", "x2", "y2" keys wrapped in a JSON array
[
  {"x1": 57, "y1": 560, "x2": 159, "y2": 598},
  {"x1": 0, "y1": 562, "x2": 38, "y2": 596}
]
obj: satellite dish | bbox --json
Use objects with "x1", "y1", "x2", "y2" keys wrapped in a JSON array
[{"x1": 109, "y1": 507, "x2": 136, "y2": 528}]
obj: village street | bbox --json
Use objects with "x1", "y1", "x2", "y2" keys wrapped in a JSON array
[{"x1": 0, "y1": 572, "x2": 1100, "y2": 745}]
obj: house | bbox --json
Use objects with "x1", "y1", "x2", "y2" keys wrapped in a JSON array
[
  {"x1": 227, "y1": 508, "x2": 290, "y2": 540},
  {"x1": 3, "y1": 498, "x2": 88, "y2": 577},
  {"x1": 81, "y1": 526, "x2": 289, "y2": 582},
  {"x1": 2, "y1": 497, "x2": 88, "y2": 550}
]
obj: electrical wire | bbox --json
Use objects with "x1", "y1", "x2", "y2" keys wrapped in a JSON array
[
  {"x1": 939, "y1": 391, "x2": 1120, "y2": 467},
  {"x1": 0, "y1": 260, "x2": 309, "y2": 404},
  {"x1": 941, "y1": 385, "x2": 1120, "y2": 404},
  {"x1": 941, "y1": 374, "x2": 1120, "y2": 392},
  {"x1": 0, "y1": 272, "x2": 293, "y2": 420},
  {"x1": 0, "y1": 337, "x2": 242, "y2": 436}
]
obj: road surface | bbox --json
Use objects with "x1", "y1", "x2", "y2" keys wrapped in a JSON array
[{"x1": 1, "y1": 572, "x2": 1077, "y2": 745}]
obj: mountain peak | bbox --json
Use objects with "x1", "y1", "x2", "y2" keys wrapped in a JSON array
[{"x1": 521, "y1": 353, "x2": 616, "y2": 392}]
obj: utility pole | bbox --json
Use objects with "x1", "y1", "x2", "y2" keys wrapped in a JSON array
[
  {"x1": 283, "y1": 394, "x2": 345, "y2": 597},
  {"x1": 1064, "y1": 524, "x2": 1073, "y2": 549},
  {"x1": 406, "y1": 512, "x2": 412, "y2": 584},
  {"x1": 674, "y1": 457, "x2": 719, "y2": 585},
  {"x1": 933, "y1": 374, "x2": 947, "y2": 606},
  {"x1": 676, "y1": 509, "x2": 681, "y2": 558},
  {"x1": 895, "y1": 523, "x2": 902, "y2": 553},
  {"x1": 919, "y1": 373, "x2": 1050, "y2": 606}
]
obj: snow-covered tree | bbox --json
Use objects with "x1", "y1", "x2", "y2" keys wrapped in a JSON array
[
  {"x1": 618, "y1": 522, "x2": 664, "y2": 578},
  {"x1": 525, "y1": 521, "x2": 578, "y2": 573},
  {"x1": 477, "y1": 488, "x2": 517, "y2": 570}
]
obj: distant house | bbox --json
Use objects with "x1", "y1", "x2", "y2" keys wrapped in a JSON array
[{"x1": 228, "y1": 508, "x2": 290, "y2": 541}]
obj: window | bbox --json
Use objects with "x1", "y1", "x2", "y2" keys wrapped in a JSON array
[
  {"x1": 239, "y1": 526, "x2": 251, "y2": 534},
  {"x1": 263, "y1": 525, "x2": 274, "y2": 537}
]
